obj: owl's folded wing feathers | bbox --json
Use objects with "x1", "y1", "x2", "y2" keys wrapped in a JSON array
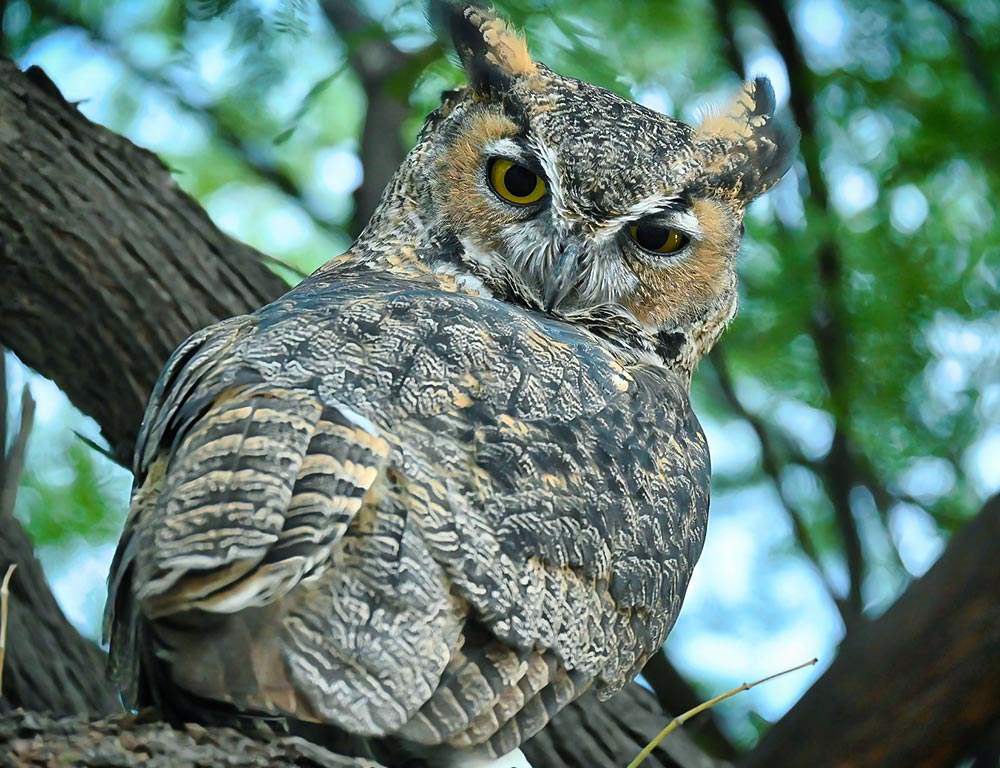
[{"x1": 106, "y1": 314, "x2": 392, "y2": 712}]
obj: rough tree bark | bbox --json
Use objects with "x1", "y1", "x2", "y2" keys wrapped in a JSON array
[
  {"x1": 1, "y1": 53, "x2": 999, "y2": 768},
  {"x1": 0, "y1": 61, "x2": 289, "y2": 465}
]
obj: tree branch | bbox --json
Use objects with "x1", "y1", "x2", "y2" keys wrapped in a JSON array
[
  {"x1": 709, "y1": 346, "x2": 853, "y2": 623},
  {"x1": 0, "y1": 385, "x2": 33, "y2": 522},
  {"x1": 318, "y1": 0, "x2": 438, "y2": 234},
  {"x1": 0, "y1": 351, "x2": 7, "y2": 468},
  {"x1": 708, "y1": 0, "x2": 743, "y2": 77},
  {"x1": 739, "y1": 494, "x2": 1000, "y2": 768},
  {"x1": 0, "y1": 503, "x2": 119, "y2": 717},
  {"x1": 0, "y1": 58, "x2": 289, "y2": 463},
  {"x1": 745, "y1": 0, "x2": 867, "y2": 622},
  {"x1": 641, "y1": 649, "x2": 737, "y2": 761},
  {"x1": 527, "y1": 683, "x2": 733, "y2": 768},
  {"x1": 0, "y1": 710, "x2": 373, "y2": 767}
]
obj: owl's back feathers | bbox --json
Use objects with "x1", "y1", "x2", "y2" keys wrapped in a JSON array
[{"x1": 106, "y1": 264, "x2": 710, "y2": 760}]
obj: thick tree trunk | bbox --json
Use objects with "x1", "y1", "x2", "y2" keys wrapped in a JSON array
[
  {"x1": 1, "y1": 55, "x2": 998, "y2": 768},
  {"x1": 0, "y1": 59, "x2": 288, "y2": 464}
]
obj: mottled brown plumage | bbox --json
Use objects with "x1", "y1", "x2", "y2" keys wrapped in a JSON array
[{"x1": 105, "y1": 3, "x2": 796, "y2": 766}]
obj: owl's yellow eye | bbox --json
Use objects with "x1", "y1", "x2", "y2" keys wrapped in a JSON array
[
  {"x1": 488, "y1": 158, "x2": 547, "y2": 205},
  {"x1": 629, "y1": 222, "x2": 689, "y2": 255}
]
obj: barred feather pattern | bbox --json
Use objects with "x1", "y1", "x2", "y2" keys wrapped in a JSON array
[{"x1": 106, "y1": 262, "x2": 709, "y2": 761}]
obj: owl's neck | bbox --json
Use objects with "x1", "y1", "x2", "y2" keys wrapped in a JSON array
[{"x1": 333, "y1": 149, "x2": 707, "y2": 383}]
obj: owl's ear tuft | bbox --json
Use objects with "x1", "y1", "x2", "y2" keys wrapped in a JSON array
[
  {"x1": 697, "y1": 77, "x2": 799, "y2": 203},
  {"x1": 430, "y1": 2, "x2": 536, "y2": 97}
]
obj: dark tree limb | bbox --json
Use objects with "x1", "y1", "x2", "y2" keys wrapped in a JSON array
[
  {"x1": 0, "y1": 58, "x2": 289, "y2": 464},
  {"x1": 735, "y1": 0, "x2": 868, "y2": 622},
  {"x1": 0, "y1": 352, "x2": 6, "y2": 467},
  {"x1": 740, "y1": 495, "x2": 1000, "y2": 768},
  {"x1": 708, "y1": 0, "x2": 743, "y2": 77},
  {"x1": 709, "y1": 346, "x2": 853, "y2": 622},
  {"x1": 0, "y1": 385, "x2": 32, "y2": 522},
  {"x1": 0, "y1": 710, "x2": 372, "y2": 768},
  {"x1": 0, "y1": 515, "x2": 119, "y2": 718}
]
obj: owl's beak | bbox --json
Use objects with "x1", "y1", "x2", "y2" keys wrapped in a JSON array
[{"x1": 544, "y1": 242, "x2": 584, "y2": 312}]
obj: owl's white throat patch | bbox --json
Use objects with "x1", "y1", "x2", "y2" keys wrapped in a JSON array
[{"x1": 432, "y1": 254, "x2": 494, "y2": 298}]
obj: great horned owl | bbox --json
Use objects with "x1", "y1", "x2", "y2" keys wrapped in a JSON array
[{"x1": 105, "y1": 3, "x2": 796, "y2": 766}]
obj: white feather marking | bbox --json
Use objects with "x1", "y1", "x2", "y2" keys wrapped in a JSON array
[
  {"x1": 592, "y1": 196, "x2": 703, "y2": 243},
  {"x1": 483, "y1": 138, "x2": 530, "y2": 161},
  {"x1": 330, "y1": 400, "x2": 379, "y2": 436},
  {"x1": 432, "y1": 261, "x2": 495, "y2": 298},
  {"x1": 459, "y1": 237, "x2": 500, "y2": 270},
  {"x1": 530, "y1": 139, "x2": 570, "y2": 219}
]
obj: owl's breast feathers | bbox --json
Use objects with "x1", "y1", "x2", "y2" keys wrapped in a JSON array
[{"x1": 106, "y1": 263, "x2": 710, "y2": 757}]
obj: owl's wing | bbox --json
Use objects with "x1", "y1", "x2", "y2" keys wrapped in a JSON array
[
  {"x1": 105, "y1": 312, "x2": 392, "y2": 713},
  {"x1": 107, "y1": 267, "x2": 709, "y2": 755}
]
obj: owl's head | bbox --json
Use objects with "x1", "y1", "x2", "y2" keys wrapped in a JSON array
[{"x1": 360, "y1": 2, "x2": 797, "y2": 375}]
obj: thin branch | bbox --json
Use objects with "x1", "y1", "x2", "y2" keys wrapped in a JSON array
[
  {"x1": 0, "y1": 385, "x2": 34, "y2": 522},
  {"x1": 642, "y1": 649, "x2": 738, "y2": 760},
  {"x1": 627, "y1": 659, "x2": 818, "y2": 768},
  {"x1": 0, "y1": 563, "x2": 15, "y2": 696}
]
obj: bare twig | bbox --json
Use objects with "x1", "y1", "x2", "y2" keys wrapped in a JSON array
[
  {"x1": 627, "y1": 658, "x2": 818, "y2": 768},
  {"x1": 0, "y1": 563, "x2": 16, "y2": 696},
  {"x1": 641, "y1": 648, "x2": 738, "y2": 760},
  {"x1": 0, "y1": 385, "x2": 34, "y2": 522}
]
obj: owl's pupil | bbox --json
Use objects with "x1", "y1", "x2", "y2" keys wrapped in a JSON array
[
  {"x1": 634, "y1": 224, "x2": 670, "y2": 251},
  {"x1": 504, "y1": 164, "x2": 538, "y2": 197}
]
